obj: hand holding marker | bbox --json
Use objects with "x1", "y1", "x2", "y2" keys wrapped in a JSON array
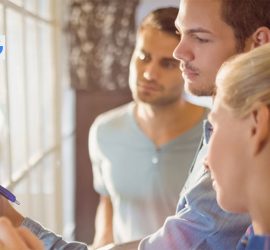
[{"x1": 0, "y1": 185, "x2": 20, "y2": 205}]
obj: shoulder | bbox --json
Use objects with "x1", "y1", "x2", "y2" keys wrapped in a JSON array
[
  {"x1": 93, "y1": 102, "x2": 134, "y2": 127},
  {"x1": 90, "y1": 102, "x2": 135, "y2": 137},
  {"x1": 178, "y1": 109, "x2": 208, "y2": 143}
]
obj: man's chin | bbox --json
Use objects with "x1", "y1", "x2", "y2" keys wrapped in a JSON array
[{"x1": 184, "y1": 81, "x2": 214, "y2": 97}]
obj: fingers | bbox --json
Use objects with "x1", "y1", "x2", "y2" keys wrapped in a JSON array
[
  {"x1": 0, "y1": 217, "x2": 44, "y2": 250},
  {"x1": 17, "y1": 227, "x2": 44, "y2": 250},
  {"x1": 0, "y1": 196, "x2": 8, "y2": 217},
  {"x1": 0, "y1": 197, "x2": 24, "y2": 227},
  {"x1": 0, "y1": 217, "x2": 29, "y2": 249}
]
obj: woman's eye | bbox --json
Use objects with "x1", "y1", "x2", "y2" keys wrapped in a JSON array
[
  {"x1": 205, "y1": 122, "x2": 214, "y2": 144},
  {"x1": 208, "y1": 126, "x2": 213, "y2": 136}
]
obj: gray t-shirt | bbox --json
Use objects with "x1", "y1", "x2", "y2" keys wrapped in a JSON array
[{"x1": 89, "y1": 102, "x2": 205, "y2": 243}]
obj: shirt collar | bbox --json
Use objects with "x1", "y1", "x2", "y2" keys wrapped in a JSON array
[{"x1": 237, "y1": 225, "x2": 270, "y2": 250}]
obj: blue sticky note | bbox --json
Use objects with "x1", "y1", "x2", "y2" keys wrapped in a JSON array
[{"x1": 0, "y1": 35, "x2": 5, "y2": 59}]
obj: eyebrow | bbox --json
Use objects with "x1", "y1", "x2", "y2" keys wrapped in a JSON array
[
  {"x1": 208, "y1": 109, "x2": 219, "y2": 126},
  {"x1": 175, "y1": 22, "x2": 213, "y2": 35},
  {"x1": 161, "y1": 57, "x2": 179, "y2": 63},
  {"x1": 141, "y1": 49, "x2": 177, "y2": 61},
  {"x1": 207, "y1": 112, "x2": 213, "y2": 123},
  {"x1": 186, "y1": 28, "x2": 213, "y2": 35},
  {"x1": 175, "y1": 21, "x2": 181, "y2": 31}
]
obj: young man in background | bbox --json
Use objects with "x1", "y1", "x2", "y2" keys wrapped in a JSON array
[{"x1": 90, "y1": 7, "x2": 205, "y2": 248}]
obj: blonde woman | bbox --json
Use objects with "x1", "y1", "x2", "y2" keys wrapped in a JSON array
[{"x1": 206, "y1": 43, "x2": 270, "y2": 249}]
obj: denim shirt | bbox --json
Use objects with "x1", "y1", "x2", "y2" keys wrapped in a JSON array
[
  {"x1": 237, "y1": 225, "x2": 270, "y2": 250},
  {"x1": 139, "y1": 120, "x2": 251, "y2": 250},
  {"x1": 22, "y1": 217, "x2": 88, "y2": 250}
]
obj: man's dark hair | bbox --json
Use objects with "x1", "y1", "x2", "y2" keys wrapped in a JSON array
[
  {"x1": 139, "y1": 7, "x2": 179, "y2": 39},
  {"x1": 221, "y1": 0, "x2": 270, "y2": 51}
]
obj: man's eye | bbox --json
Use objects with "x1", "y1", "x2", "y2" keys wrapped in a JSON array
[
  {"x1": 138, "y1": 52, "x2": 150, "y2": 62},
  {"x1": 161, "y1": 60, "x2": 179, "y2": 69},
  {"x1": 195, "y1": 36, "x2": 210, "y2": 43}
]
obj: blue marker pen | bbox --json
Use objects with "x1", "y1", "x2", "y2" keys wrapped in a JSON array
[{"x1": 0, "y1": 185, "x2": 20, "y2": 205}]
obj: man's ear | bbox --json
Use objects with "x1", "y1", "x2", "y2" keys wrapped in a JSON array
[
  {"x1": 250, "y1": 104, "x2": 270, "y2": 155},
  {"x1": 250, "y1": 27, "x2": 270, "y2": 49}
]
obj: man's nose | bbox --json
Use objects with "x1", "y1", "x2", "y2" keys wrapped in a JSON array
[
  {"x1": 173, "y1": 39, "x2": 194, "y2": 63},
  {"x1": 143, "y1": 63, "x2": 159, "y2": 81}
]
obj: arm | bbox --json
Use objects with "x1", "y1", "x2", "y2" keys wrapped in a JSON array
[
  {"x1": 139, "y1": 144, "x2": 251, "y2": 250},
  {"x1": 0, "y1": 196, "x2": 24, "y2": 227},
  {"x1": 139, "y1": 173, "x2": 250, "y2": 250},
  {"x1": 0, "y1": 196, "x2": 88, "y2": 250},
  {"x1": 92, "y1": 195, "x2": 113, "y2": 249},
  {"x1": 22, "y1": 217, "x2": 88, "y2": 250},
  {"x1": 89, "y1": 120, "x2": 114, "y2": 248}
]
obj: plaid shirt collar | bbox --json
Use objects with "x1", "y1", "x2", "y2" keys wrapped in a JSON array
[{"x1": 237, "y1": 225, "x2": 270, "y2": 250}]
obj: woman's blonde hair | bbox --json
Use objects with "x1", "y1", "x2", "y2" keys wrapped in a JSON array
[{"x1": 216, "y1": 43, "x2": 270, "y2": 117}]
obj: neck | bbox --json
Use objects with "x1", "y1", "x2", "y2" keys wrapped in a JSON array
[
  {"x1": 251, "y1": 202, "x2": 270, "y2": 236},
  {"x1": 134, "y1": 100, "x2": 205, "y2": 146},
  {"x1": 136, "y1": 100, "x2": 187, "y2": 124},
  {"x1": 248, "y1": 157, "x2": 270, "y2": 235}
]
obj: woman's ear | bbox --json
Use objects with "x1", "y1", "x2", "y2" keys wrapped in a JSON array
[
  {"x1": 250, "y1": 104, "x2": 270, "y2": 155},
  {"x1": 250, "y1": 27, "x2": 270, "y2": 49}
]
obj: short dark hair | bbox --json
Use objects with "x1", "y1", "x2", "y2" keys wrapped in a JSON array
[
  {"x1": 220, "y1": 0, "x2": 270, "y2": 51},
  {"x1": 139, "y1": 7, "x2": 179, "y2": 39}
]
